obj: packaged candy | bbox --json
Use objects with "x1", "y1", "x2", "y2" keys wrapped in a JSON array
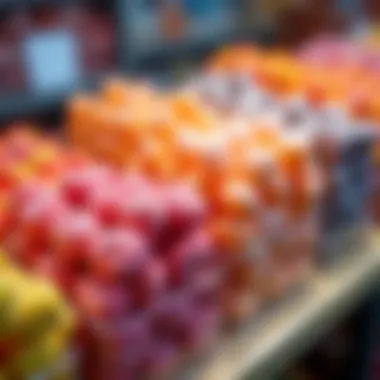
[
  {"x1": 66, "y1": 79, "x2": 321, "y2": 325},
  {"x1": 0, "y1": 253, "x2": 75, "y2": 379},
  {"x1": 0, "y1": 165, "x2": 221, "y2": 379},
  {"x1": 195, "y1": 43, "x2": 376, "y2": 264}
]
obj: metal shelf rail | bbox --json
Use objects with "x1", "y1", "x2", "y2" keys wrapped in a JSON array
[{"x1": 180, "y1": 232, "x2": 380, "y2": 380}]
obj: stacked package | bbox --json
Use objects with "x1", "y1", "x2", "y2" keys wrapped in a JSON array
[
  {"x1": 298, "y1": 36, "x2": 380, "y2": 74},
  {"x1": 298, "y1": 37, "x2": 380, "y2": 224},
  {"x1": 192, "y1": 43, "x2": 375, "y2": 261},
  {"x1": 0, "y1": 126, "x2": 88, "y2": 240},
  {"x1": 202, "y1": 42, "x2": 380, "y2": 121},
  {"x1": 0, "y1": 254, "x2": 75, "y2": 379},
  {"x1": 0, "y1": 160, "x2": 223, "y2": 379},
  {"x1": 0, "y1": 126, "x2": 86, "y2": 206}
]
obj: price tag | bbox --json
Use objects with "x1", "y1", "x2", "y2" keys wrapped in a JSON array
[{"x1": 23, "y1": 29, "x2": 81, "y2": 93}]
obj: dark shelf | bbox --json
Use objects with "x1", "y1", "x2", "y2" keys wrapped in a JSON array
[
  {"x1": 0, "y1": 72, "x2": 118, "y2": 123},
  {"x1": 0, "y1": 90, "x2": 69, "y2": 122}
]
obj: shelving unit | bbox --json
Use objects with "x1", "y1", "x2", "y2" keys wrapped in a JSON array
[{"x1": 181, "y1": 232, "x2": 380, "y2": 380}]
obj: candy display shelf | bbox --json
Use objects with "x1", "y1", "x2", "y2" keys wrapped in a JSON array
[
  {"x1": 0, "y1": 90, "x2": 70, "y2": 123},
  {"x1": 182, "y1": 231, "x2": 380, "y2": 380}
]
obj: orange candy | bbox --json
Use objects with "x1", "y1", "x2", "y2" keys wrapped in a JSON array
[{"x1": 208, "y1": 44, "x2": 380, "y2": 125}]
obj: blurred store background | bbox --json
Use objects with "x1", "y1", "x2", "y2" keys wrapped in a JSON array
[
  {"x1": 2, "y1": 0, "x2": 377, "y2": 125},
  {"x1": 0, "y1": 0, "x2": 244, "y2": 124}
]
